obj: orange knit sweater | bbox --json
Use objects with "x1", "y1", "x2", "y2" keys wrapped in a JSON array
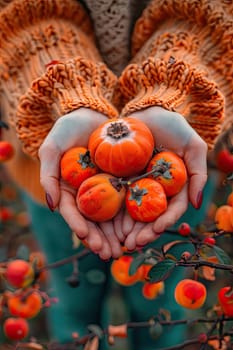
[{"x1": 0, "y1": 0, "x2": 232, "y2": 204}]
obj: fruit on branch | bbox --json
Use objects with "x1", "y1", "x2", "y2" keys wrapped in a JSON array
[
  {"x1": 203, "y1": 237, "x2": 216, "y2": 246},
  {"x1": 142, "y1": 281, "x2": 164, "y2": 300},
  {"x1": 214, "y1": 205, "x2": 233, "y2": 232},
  {"x1": 174, "y1": 279, "x2": 207, "y2": 309},
  {"x1": 8, "y1": 290, "x2": 42, "y2": 319},
  {"x1": 138, "y1": 264, "x2": 152, "y2": 281},
  {"x1": 88, "y1": 117, "x2": 155, "y2": 177},
  {"x1": 0, "y1": 206, "x2": 14, "y2": 222},
  {"x1": 3, "y1": 317, "x2": 29, "y2": 340},
  {"x1": 125, "y1": 178, "x2": 167, "y2": 222},
  {"x1": 218, "y1": 286, "x2": 233, "y2": 317},
  {"x1": 178, "y1": 222, "x2": 191, "y2": 236},
  {"x1": 76, "y1": 173, "x2": 126, "y2": 222},
  {"x1": 111, "y1": 255, "x2": 141, "y2": 286},
  {"x1": 5, "y1": 259, "x2": 35, "y2": 289},
  {"x1": 60, "y1": 146, "x2": 98, "y2": 189},
  {"x1": 216, "y1": 148, "x2": 233, "y2": 173},
  {"x1": 0, "y1": 140, "x2": 15, "y2": 162},
  {"x1": 146, "y1": 150, "x2": 187, "y2": 197}
]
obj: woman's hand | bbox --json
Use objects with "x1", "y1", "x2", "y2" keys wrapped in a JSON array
[
  {"x1": 38, "y1": 108, "x2": 123, "y2": 259},
  {"x1": 119, "y1": 106, "x2": 208, "y2": 249}
]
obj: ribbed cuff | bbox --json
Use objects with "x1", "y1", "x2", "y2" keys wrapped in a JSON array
[
  {"x1": 119, "y1": 57, "x2": 224, "y2": 149},
  {"x1": 16, "y1": 57, "x2": 118, "y2": 157}
]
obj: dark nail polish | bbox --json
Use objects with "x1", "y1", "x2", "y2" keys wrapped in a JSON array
[
  {"x1": 155, "y1": 232, "x2": 163, "y2": 236},
  {"x1": 45, "y1": 192, "x2": 54, "y2": 212},
  {"x1": 127, "y1": 248, "x2": 135, "y2": 253},
  {"x1": 196, "y1": 190, "x2": 203, "y2": 209}
]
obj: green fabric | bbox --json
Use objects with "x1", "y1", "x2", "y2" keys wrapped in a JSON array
[{"x1": 20, "y1": 175, "x2": 217, "y2": 349}]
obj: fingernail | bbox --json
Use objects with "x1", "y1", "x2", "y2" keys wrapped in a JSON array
[
  {"x1": 154, "y1": 232, "x2": 163, "y2": 236},
  {"x1": 45, "y1": 192, "x2": 54, "y2": 212},
  {"x1": 196, "y1": 190, "x2": 203, "y2": 209},
  {"x1": 136, "y1": 244, "x2": 145, "y2": 248},
  {"x1": 127, "y1": 248, "x2": 136, "y2": 253}
]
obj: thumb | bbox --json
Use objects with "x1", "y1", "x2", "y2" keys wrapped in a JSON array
[{"x1": 38, "y1": 142, "x2": 61, "y2": 210}]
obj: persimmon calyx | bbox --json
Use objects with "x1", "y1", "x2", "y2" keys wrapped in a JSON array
[
  {"x1": 78, "y1": 150, "x2": 95, "y2": 169},
  {"x1": 107, "y1": 121, "x2": 129, "y2": 139},
  {"x1": 109, "y1": 177, "x2": 125, "y2": 192},
  {"x1": 150, "y1": 158, "x2": 173, "y2": 179},
  {"x1": 128, "y1": 185, "x2": 148, "y2": 206}
]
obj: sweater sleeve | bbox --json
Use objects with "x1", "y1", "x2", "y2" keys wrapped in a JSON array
[
  {"x1": 118, "y1": 0, "x2": 233, "y2": 150},
  {"x1": 0, "y1": 0, "x2": 118, "y2": 158}
]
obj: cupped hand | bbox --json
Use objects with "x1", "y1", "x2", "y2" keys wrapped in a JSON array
[
  {"x1": 38, "y1": 108, "x2": 123, "y2": 259},
  {"x1": 120, "y1": 106, "x2": 208, "y2": 249}
]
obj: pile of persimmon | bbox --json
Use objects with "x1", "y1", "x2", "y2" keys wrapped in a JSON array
[{"x1": 60, "y1": 117, "x2": 188, "y2": 223}]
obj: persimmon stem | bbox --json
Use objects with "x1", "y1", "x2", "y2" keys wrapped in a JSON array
[
  {"x1": 37, "y1": 248, "x2": 90, "y2": 273},
  {"x1": 119, "y1": 165, "x2": 167, "y2": 186}
]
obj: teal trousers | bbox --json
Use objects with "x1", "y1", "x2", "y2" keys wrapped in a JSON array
[{"x1": 21, "y1": 176, "x2": 216, "y2": 349}]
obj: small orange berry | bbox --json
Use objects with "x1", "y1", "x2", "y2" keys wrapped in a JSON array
[
  {"x1": 174, "y1": 279, "x2": 207, "y2": 310},
  {"x1": 214, "y1": 205, "x2": 233, "y2": 232},
  {"x1": 142, "y1": 281, "x2": 164, "y2": 300},
  {"x1": 203, "y1": 237, "x2": 216, "y2": 246},
  {"x1": 8, "y1": 290, "x2": 42, "y2": 319},
  {"x1": 5, "y1": 260, "x2": 34, "y2": 289},
  {"x1": 218, "y1": 286, "x2": 233, "y2": 317},
  {"x1": 178, "y1": 223, "x2": 191, "y2": 236},
  {"x1": 137, "y1": 264, "x2": 152, "y2": 282},
  {"x1": 111, "y1": 255, "x2": 141, "y2": 286},
  {"x1": 3, "y1": 317, "x2": 29, "y2": 340},
  {"x1": 0, "y1": 141, "x2": 15, "y2": 162}
]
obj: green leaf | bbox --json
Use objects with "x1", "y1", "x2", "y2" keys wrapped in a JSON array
[
  {"x1": 85, "y1": 269, "x2": 106, "y2": 284},
  {"x1": 129, "y1": 253, "x2": 146, "y2": 276},
  {"x1": 148, "y1": 259, "x2": 176, "y2": 283},
  {"x1": 212, "y1": 245, "x2": 232, "y2": 265}
]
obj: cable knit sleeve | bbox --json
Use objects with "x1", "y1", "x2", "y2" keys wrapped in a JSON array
[
  {"x1": 0, "y1": 0, "x2": 118, "y2": 158},
  {"x1": 118, "y1": 0, "x2": 233, "y2": 149}
]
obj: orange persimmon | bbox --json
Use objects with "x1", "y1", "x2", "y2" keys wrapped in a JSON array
[
  {"x1": 147, "y1": 150, "x2": 187, "y2": 197},
  {"x1": 76, "y1": 173, "x2": 126, "y2": 222},
  {"x1": 125, "y1": 178, "x2": 167, "y2": 222},
  {"x1": 60, "y1": 146, "x2": 98, "y2": 189},
  {"x1": 142, "y1": 281, "x2": 164, "y2": 300},
  {"x1": 88, "y1": 117, "x2": 154, "y2": 177}
]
